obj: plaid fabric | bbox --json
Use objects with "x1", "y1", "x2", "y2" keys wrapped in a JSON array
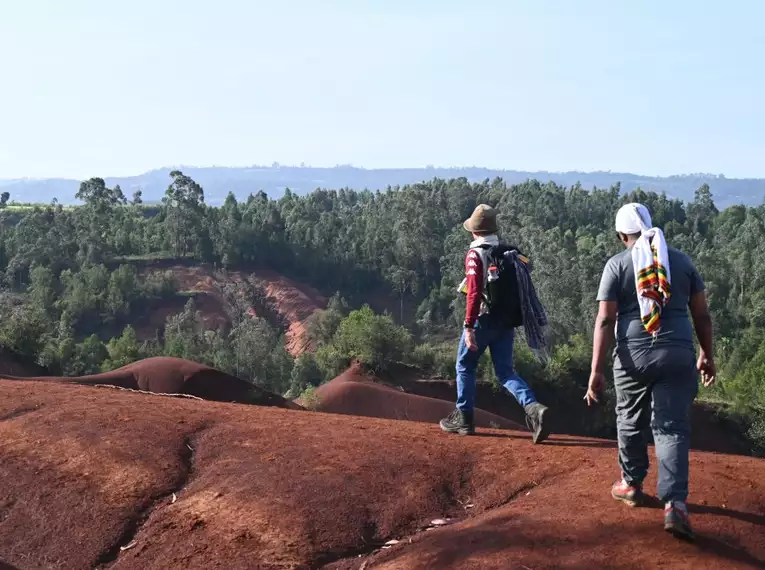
[{"x1": 507, "y1": 250, "x2": 549, "y2": 364}]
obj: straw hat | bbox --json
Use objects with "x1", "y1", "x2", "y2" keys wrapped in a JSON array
[{"x1": 463, "y1": 204, "x2": 498, "y2": 234}]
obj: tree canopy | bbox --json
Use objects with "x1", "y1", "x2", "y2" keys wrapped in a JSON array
[{"x1": 0, "y1": 172, "x2": 763, "y2": 451}]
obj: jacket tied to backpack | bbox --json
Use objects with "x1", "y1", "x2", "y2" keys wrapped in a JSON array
[{"x1": 459, "y1": 241, "x2": 549, "y2": 364}]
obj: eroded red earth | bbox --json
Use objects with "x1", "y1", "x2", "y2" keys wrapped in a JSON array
[
  {"x1": 0, "y1": 367, "x2": 763, "y2": 569},
  {"x1": 137, "y1": 263, "x2": 326, "y2": 355}
]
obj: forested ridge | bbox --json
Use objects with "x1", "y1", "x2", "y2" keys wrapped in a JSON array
[
  {"x1": 2, "y1": 172, "x2": 764, "y2": 450},
  {"x1": 4, "y1": 165, "x2": 765, "y2": 207}
]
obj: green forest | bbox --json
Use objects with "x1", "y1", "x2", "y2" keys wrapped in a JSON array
[{"x1": 1, "y1": 172, "x2": 764, "y2": 450}]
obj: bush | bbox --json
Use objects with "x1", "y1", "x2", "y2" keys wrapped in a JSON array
[
  {"x1": 314, "y1": 344, "x2": 348, "y2": 380},
  {"x1": 305, "y1": 293, "x2": 350, "y2": 348},
  {"x1": 331, "y1": 305, "x2": 412, "y2": 372},
  {"x1": 746, "y1": 409, "x2": 765, "y2": 457},
  {"x1": 286, "y1": 353, "x2": 325, "y2": 398},
  {"x1": 299, "y1": 385, "x2": 322, "y2": 411},
  {"x1": 101, "y1": 325, "x2": 142, "y2": 371},
  {"x1": 410, "y1": 342, "x2": 456, "y2": 379}
]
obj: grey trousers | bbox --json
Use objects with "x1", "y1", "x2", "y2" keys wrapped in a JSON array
[{"x1": 614, "y1": 349, "x2": 699, "y2": 503}]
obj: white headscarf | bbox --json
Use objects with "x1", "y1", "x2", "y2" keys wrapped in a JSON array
[
  {"x1": 615, "y1": 203, "x2": 652, "y2": 234},
  {"x1": 614, "y1": 203, "x2": 672, "y2": 336}
]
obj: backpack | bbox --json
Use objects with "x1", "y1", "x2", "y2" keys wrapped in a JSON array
[{"x1": 475, "y1": 244, "x2": 525, "y2": 328}]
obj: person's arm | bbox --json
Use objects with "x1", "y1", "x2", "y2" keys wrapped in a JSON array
[
  {"x1": 689, "y1": 292, "x2": 713, "y2": 358},
  {"x1": 689, "y1": 290, "x2": 716, "y2": 386},
  {"x1": 585, "y1": 260, "x2": 619, "y2": 405},
  {"x1": 462, "y1": 249, "x2": 484, "y2": 351},
  {"x1": 464, "y1": 249, "x2": 484, "y2": 328},
  {"x1": 591, "y1": 301, "x2": 617, "y2": 374},
  {"x1": 687, "y1": 261, "x2": 716, "y2": 386}
]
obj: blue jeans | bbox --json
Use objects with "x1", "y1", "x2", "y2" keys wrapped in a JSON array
[
  {"x1": 614, "y1": 350, "x2": 698, "y2": 503},
  {"x1": 456, "y1": 316, "x2": 537, "y2": 412}
]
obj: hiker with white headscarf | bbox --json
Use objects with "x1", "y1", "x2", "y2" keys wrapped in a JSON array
[{"x1": 585, "y1": 202, "x2": 716, "y2": 541}]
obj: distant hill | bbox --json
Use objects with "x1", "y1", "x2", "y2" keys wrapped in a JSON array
[{"x1": 3, "y1": 165, "x2": 764, "y2": 207}]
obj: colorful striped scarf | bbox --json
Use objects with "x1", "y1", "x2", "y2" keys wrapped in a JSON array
[
  {"x1": 615, "y1": 203, "x2": 672, "y2": 337},
  {"x1": 634, "y1": 231, "x2": 671, "y2": 336}
]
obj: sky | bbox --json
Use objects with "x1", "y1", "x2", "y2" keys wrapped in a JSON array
[{"x1": 1, "y1": 0, "x2": 764, "y2": 180}]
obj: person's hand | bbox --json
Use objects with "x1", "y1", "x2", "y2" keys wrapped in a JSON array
[
  {"x1": 698, "y1": 352, "x2": 717, "y2": 387},
  {"x1": 464, "y1": 329, "x2": 479, "y2": 352},
  {"x1": 584, "y1": 371, "x2": 606, "y2": 406}
]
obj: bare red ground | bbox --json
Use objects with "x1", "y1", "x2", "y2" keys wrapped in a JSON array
[
  {"x1": 0, "y1": 381, "x2": 763, "y2": 569},
  {"x1": 312, "y1": 364, "x2": 523, "y2": 431},
  {"x1": 138, "y1": 264, "x2": 326, "y2": 355},
  {"x1": 0, "y1": 356, "x2": 299, "y2": 409}
]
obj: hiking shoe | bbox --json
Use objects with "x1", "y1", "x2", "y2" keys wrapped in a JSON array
[
  {"x1": 611, "y1": 479, "x2": 645, "y2": 508},
  {"x1": 664, "y1": 502, "x2": 694, "y2": 541},
  {"x1": 439, "y1": 408, "x2": 475, "y2": 436},
  {"x1": 524, "y1": 402, "x2": 550, "y2": 444}
]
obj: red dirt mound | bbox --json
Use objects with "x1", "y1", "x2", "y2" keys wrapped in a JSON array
[
  {"x1": 311, "y1": 364, "x2": 523, "y2": 431},
  {"x1": 1, "y1": 356, "x2": 299, "y2": 409},
  {"x1": 0, "y1": 381, "x2": 763, "y2": 569}
]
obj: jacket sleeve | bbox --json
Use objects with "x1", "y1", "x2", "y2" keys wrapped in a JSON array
[{"x1": 464, "y1": 249, "x2": 484, "y2": 327}]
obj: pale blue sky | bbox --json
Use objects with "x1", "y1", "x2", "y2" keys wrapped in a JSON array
[{"x1": 1, "y1": 0, "x2": 763, "y2": 179}]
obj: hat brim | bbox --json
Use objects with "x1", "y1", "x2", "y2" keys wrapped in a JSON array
[{"x1": 463, "y1": 219, "x2": 498, "y2": 233}]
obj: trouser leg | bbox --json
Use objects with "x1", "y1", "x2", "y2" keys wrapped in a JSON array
[
  {"x1": 489, "y1": 327, "x2": 537, "y2": 408},
  {"x1": 456, "y1": 329, "x2": 487, "y2": 412},
  {"x1": 614, "y1": 366, "x2": 652, "y2": 486},
  {"x1": 652, "y1": 361, "x2": 698, "y2": 503}
]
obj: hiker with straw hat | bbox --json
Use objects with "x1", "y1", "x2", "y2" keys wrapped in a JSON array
[{"x1": 440, "y1": 204, "x2": 551, "y2": 443}]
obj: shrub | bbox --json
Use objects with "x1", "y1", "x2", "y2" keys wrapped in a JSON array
[
  {"x1": 299, "y1": 385, "x2": 322, "y2": 411},
  {"x1": 747, "y1": 409, "x2": 765, "y2": 457},
  {"x1": 285, "y1": 353, "x2": 325, "y2": 398},
  {"x1": 331, "y1": 305, "x2": 412, "y2": 372},
  {"x1": 410, "y1": 342, "x2": 456, "y2": 379}
]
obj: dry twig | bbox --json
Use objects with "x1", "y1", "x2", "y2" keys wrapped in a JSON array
[{"x1": 91, "y1": 384, "x2": 205, "y2": 401}]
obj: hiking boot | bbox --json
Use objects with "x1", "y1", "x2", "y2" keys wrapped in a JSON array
[
  {"x1": 611, "y1": 479, "x2": 645, "y2": 508},
  {"x1": 664, "y1": 502, "x2": 694, "y2": 541},
  {"x1": 439, "y1": 408, "x2": 475, "y2": 436},
  {"x1": 524, "y1": 402, "x2": 550, "y2": 444}
]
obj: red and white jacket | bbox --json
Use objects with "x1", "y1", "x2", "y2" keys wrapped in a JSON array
[{"x1": 461, "y1": 235, "x2": 499, "y2": 328}]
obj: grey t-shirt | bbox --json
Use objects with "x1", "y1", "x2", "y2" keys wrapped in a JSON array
[{"x1": 597, "y1": 247, "x2": 705, "y2": 364}]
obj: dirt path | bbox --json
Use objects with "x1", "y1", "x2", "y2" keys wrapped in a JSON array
[{"x1": 0, "y1": 381, "x2": 762, "y2": 569}]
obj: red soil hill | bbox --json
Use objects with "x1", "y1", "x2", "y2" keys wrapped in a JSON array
[
  {"x1": 0, "y1": 356, "x2": 299, "y2": 409},
  {"x1": 0, "y1": 381, "x2": 763, "y2": 569},
  {"x1": 310, "y1": 364, "x2": 537, "y2": 431}
]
